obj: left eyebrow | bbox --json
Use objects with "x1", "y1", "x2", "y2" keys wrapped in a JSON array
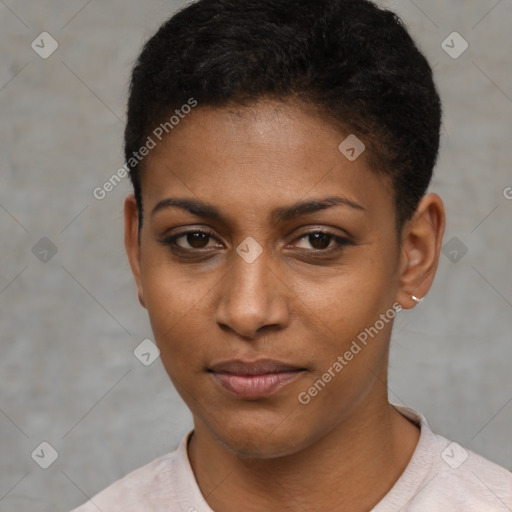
[
  {"x1": 270, "y1": 196, "x2": 366, "y2": 224},
  {"x1": 150, "y1": 195, "x2": 366, "y2": 224}
]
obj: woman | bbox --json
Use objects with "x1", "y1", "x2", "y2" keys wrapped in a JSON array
[{"x1": 72, "y1": 0, "x2": 512, "y2": 510}]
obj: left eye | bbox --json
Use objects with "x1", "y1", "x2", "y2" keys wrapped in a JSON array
[{"x1": 294, "y1": 232, "x2": 347, "y2": 250}]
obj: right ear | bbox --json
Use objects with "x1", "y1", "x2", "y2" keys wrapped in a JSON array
[{"x1": 124, "y1": 194, "x2": 146, "y2": 308}]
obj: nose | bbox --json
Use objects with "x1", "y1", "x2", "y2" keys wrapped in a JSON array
[{"x1": 215, "y1": 248, "x2": 290, "y2": 339}]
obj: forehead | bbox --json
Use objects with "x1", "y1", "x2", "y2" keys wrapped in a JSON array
[{"x1": 140, "y1": 100, "x2": 394, "y2": 226}]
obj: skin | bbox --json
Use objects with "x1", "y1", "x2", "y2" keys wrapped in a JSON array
[{"x1": 124, "y1": 99, "x2": 445, "y2": 511}]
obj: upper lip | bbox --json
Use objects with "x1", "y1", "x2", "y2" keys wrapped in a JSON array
[{"x1": 209, "y1": 359, "x2": 304, "y2": 376}]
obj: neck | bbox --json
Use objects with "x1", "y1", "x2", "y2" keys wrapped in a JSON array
[{"x1": 188, "y1": 394, "x2": 420, "y2": 512}]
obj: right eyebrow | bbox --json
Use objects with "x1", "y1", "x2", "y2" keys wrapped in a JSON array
[{"x1": 151, "y1": 198, "x2": 224, "y2": 222}]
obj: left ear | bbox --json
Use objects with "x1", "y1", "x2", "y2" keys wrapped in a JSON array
[{"x1": 396, "y1": 193, "x2": 446, "y2": 309}]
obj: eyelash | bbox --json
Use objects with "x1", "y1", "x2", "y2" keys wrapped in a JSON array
[{"x1": 159, "y1": 229, "x2": 353, "y2": 256}]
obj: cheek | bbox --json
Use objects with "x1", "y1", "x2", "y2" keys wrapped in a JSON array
[
  {"x1": 291, "y1": 247, "x2": 398, "y2": 390},
  {"x1": 294, "y1": 256, "x2": 397, "y2": 342},
  {"x1": 295, "y1": 288, "x2": 394, "y2": 433},
  {"x1": 140, "y1": 258, "x2": 213, "y2": 366},
  {"x1": 140, "y1": 242, "x2": 209, "y2": 320}
]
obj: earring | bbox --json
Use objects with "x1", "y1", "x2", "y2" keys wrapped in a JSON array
[{"x1": 412, "y1": 295, "x2": 423, "y2": 304}]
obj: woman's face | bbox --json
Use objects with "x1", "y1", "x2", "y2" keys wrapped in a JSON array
[{"x1": 127, "y1": 100, "x2": 408, "y2": 458}]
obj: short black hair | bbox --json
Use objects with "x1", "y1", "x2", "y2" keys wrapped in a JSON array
[{"x1": 124, "y1": 0, "x2": 442, "y2": 233}]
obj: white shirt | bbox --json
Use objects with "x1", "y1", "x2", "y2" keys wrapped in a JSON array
[{"x1": 71, "y1": 404, "x2": 512, "y2": 511}]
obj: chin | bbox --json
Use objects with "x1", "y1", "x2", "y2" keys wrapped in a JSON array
[{"x1": 206, "y1": 411, "x2": 314, "y2": 460}]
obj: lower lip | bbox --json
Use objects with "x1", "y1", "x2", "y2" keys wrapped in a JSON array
[{"x1": 211, "y1": 371, "x2": 304, "y2": 399}]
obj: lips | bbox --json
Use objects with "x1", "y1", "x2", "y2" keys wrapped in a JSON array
[{"x1": 209, "y1": 359, "x2": 305, "y2": 399}]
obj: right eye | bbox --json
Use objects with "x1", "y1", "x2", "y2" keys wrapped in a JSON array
[{"x1": 159, "y1": 229, "x2": 223, "y2": 253}]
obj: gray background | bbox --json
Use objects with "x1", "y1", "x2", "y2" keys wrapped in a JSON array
[{"x1": 0, "y1": 0, "x2": 511, "y2": 510}]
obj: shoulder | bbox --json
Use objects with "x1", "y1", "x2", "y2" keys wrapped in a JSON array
[
  {"x1": 70, "y1": 432, "x2": 196, "y2": 512},
  {"x1": 425, "y1": 436, "x2": 512, "y2": 509},
  {"x1": 383, "y1": 404, "x2": 512, "y2": 511}
]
